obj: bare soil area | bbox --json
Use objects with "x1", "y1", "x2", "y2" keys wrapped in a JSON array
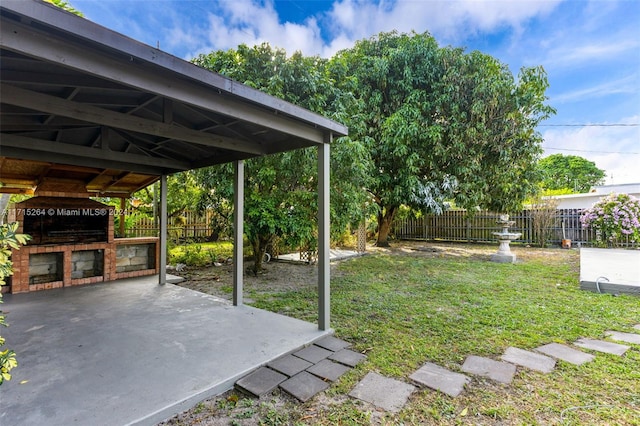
[{"x1": 174, "y1": 241, "x2": 574, "y2": 301}]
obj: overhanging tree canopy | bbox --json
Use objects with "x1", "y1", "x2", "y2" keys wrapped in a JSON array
[
  {"x1": 192, "y1": 44, "x2": 371, "y2": 274},
  {"x1": 332, "y1": 31, "x2": 556, "y2": 245}
]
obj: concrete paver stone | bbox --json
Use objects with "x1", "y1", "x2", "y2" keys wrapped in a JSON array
[
  {"x1": 329, "y1": 349, "x2": 367, "y2": 367},
  {"x1": 235, "y1": 367, "x2": 287, "y2": 397},
  {"x1": 534, "y1": 343, "x2": 594, "y2": 366},
  {"x1": 501, "y1": 347, "x2": 555, "y2": 373},
  {"x1": 293, "y1": 345, "x2": 334, "y2": 363},
  {"x1": 606, "y1": 330, "x2": 640, "y2": 345},
  {"x1": 409, "y1": 362, "x2": 470, "y2": 397},
  {"x1": 349, "y1": 372, "x2": 415, "y2": 413},
  {"x1": 279, "y1": 371, "x2": 330, "y2": 402},
  {"x1": 574, "y1": 338, "x2": 629, "y2": 356},
  {"x1": 314, "y1": 336, "x2": 351, "y2": 352},
  {"x1": 461, "y1": 355, "x2": 516, "y2": 384},
  {"x1": 267, "y1": 355, "x2": 313, "y2": 377},
  {"x1": 307, "y1": 359, "x2": 351, "y2": 382}
]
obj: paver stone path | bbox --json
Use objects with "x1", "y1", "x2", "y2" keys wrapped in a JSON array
[
  {"x1": 349, "y1": 372, "x2": 416, "y2": 413},
  {"x1": 279, "y1": 371, "x2": 329, "y2": 402},
  {"x1": 410, "y1": 362, "x2": 470, "y2": 397},
  {"x1": 574, "y1": 338, "x2": 630, "y2": 356},
  {"x1": 501, "y1": 347, "x2": 555, "y2": 373},
  {"x1": 606, "y1": 330, "x2": 640, "y2": 345},
  {"x1": 534, "y1": 343, "x2": 595, "y2": 366},
  {"x1": 461, "y1": 355, "x2": 516, "y2": 384},
  {"x1": 234, "y1": 326, "x2": 639, "y2": 415}
]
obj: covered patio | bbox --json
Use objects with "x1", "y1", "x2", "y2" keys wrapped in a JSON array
[
  {"x1": 0, "y1": 276, "x2": 331, "y2": 425},
  {"x1": 0, "y1": 0, "x2": 346, "y2": 424}
]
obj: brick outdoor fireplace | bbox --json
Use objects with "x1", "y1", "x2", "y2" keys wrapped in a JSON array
[{"x1": 6, "y1": 196, "x2": 159, "y2": 294}]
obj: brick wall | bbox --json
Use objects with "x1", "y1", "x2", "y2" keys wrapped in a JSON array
[{"x1": 6, "y1": 194, "x2": 160, "y2": 294}]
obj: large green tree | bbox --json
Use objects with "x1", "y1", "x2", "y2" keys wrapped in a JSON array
[
  {"x1": 332, "y1": 31, "x2": 555, "y2": 245},
  {"x1": 192, "y1": 44, "x2": 370, "y2": 274},
  {"x1": 537, "y1": 154, "x2": 606, "y2": 193}
]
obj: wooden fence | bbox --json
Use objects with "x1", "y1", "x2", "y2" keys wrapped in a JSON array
[
  {"x1": 121, "y1": 210, "x2": 213, "y2": 240},
  {"x1": 393, "y1": 209, "x2": 613, "y2": 246}
]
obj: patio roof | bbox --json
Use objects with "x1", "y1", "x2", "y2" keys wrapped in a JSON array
[
  {"x1": 0, "y1": 0, "x2": 347, "y2": 197},
  {"x1": 0, "y1": 0, "x2": 336, "y2": 327}
]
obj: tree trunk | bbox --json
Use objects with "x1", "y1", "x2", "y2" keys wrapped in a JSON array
[
  {"x1": 376, "y1": 205, "x2": 398, "y2": 247},
  {"x1": 251, "y1": 234, "x2": 273, "y2": 276}
]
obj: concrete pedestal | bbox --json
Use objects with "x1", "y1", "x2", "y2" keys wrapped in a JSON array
[{"x1": 490, "y1": 253, "x2": 517, "y2": 263}]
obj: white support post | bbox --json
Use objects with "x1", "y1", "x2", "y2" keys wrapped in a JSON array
[
  {"x1": 159, "y1": 174, "x2": 168, "y2": 285},
  {"x1": 233, "y1": 160, "x2": 244, "y2": 306},
  {"x1": 318, "y1": 137, "x2": 331, "y2": 330}
]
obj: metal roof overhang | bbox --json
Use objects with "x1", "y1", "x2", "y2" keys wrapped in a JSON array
[{"x1": 0, "y1": 0, "x2": 347, "y2": 197}]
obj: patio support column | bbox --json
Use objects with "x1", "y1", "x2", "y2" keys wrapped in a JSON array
[
  {"x1": 159, "y1": 174, "x2": 168, "y2": 285},
  {"x1": 318, "y1": 136, "x2": 331, "y2": 330},
  {"x1": 233, "y1": 160, "x2": 244, "y2": 306}
]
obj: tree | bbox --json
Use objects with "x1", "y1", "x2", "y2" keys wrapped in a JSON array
[
  {"x1": 537, "y1": 154, "x2": 606, "y2": 193},
  {"x1": 44, "y1": 0, "x2": 84, "y2": 16},
  {"x1": 192, "y1": 44, "x2": 371, "y2": 274},
  {"x1": 331, "y1": 31, "x2": 555, "y2": 246}
]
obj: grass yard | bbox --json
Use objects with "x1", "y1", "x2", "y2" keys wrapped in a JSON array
[{"x1": 242, "y1": 243, "x2": 640, "y2": 425}]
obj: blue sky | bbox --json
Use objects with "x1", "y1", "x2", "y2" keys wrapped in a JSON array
[{"x1": 72, "y1": 0, "x2": 640, "y2": 185}]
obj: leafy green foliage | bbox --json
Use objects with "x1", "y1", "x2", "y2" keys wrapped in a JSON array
[
  {"x1": 0, "y1": 222, "x2": 30, "y2": 287},
  {"x1": 169, "y1": 241, "x2": 235, "y2": 266},
  {"x1": 192, "y1": 44, "x2": 371, "y2": 273},
  {"x1": 580, "y1": 193, "x2": 640, "y2": 247},
  {"x1": 537, "y1": 154, "x2": 606, "y2": 193},
  {"x1": 332, "y1": 31, "x2": 555, "y2": 245},
  {"x1": 0, "y1": 222, "x2": 30, "y2": 385},
  {"x1": 44, "y1": 0, "x2": 83, "y2": 16}
]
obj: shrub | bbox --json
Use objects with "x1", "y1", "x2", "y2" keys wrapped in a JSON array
[
  {"x1": 529, "y1": 195, "x2": 559, "y2": 248},
  {"x1": 580, "y1": 193, "x2": 640, "y2": 247},
  {"x1": 1, "y1": 222, "x2": 30, "y2": 385}
]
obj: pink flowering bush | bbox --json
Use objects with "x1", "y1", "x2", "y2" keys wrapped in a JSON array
[{"x1": 580, "y1": 193, "x2": 640, "y2": 247}]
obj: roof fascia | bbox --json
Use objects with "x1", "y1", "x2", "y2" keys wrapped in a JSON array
[{"x1": 0, "y1": 0, "x2": 348, "y2": 138}]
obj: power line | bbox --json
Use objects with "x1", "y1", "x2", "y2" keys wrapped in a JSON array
[{"x1": 544, "y1": 147, "x2": 640, "y2": 155}]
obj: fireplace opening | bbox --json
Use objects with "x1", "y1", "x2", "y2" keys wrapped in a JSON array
[
  {"x1": 72, "y1": 250, "x2": 104, "y2": 279},
  {"x1": 29, "y1": 252, "x2": 64, "y2": 285},
  {"x1": 20, "y1": 199, "x2": 110, "y2": 245}
]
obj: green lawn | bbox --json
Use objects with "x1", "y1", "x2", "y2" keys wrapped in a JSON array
[{"x1": 247, "y1": 244, "x2": 640, "y2": 425}]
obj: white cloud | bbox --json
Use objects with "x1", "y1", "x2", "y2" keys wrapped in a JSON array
[
  {"x1": 321, "y1": 0, "x2": 561, "y2": 55},
  {"x1": 542, "y1": 116, "x2": 640, "y2": 185},
  {"x1": 544, "y1": 38, "x2": 640, "y2": 70},
  {"x1": 161, "y1": 0, "x2": 566, "y2": 59},
  {"x1": 185, "y1": 0, "x2": 326, "y2": 56},
  {"x1": 552, "y1": 74, "x2": 638, "y2": 104}
]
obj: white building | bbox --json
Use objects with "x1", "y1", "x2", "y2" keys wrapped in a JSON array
[{"x1": 550, "y1": 183, "x2": 640, "y2": 209}]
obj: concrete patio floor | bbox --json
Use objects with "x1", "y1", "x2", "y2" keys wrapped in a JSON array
[{"x1": 0, "y1": 276, "x2": 331, "y2": 426}]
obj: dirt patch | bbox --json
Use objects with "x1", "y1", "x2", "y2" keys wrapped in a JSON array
[{"x1": 175, "y1": 241, "x2": 573, "y2": 300}]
